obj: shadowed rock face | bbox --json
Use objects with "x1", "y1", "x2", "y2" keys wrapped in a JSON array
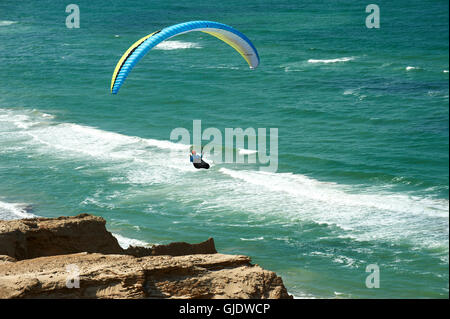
[
  {"x1": 0, "y1": 214, "x2": 292, "y2": 299},
  {"x1": 0, "y1": 214, "x2": 123, "y2": 260},
  {"x1": 124, "y1": 237, "x2": 218, "y2": 257},
  {"x1": 0, "y1": 214, "x2": 218, "y2": 259}
]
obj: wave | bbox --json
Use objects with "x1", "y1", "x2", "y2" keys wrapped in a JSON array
[
  {"x1": 0, "y1": 108, "x2": 193, "y2": 188},
  {"x1": 343, "y1": 89, "x2": 355, "y2": 95},
  {"x1": 283, "y1": 57, "x2": 354, "y2": 71},
  {"x1": 343, "y1": 88, "x2": 367, "y2": 100},
  {"x1": 0, "y1": 20, "x2": 17, "y2": 27},
  {"x1": 238, "y1": 148, "x2": 258, "y2": 155},
  {"x1": 112, "y1": 233, "x2": 150, "y2": 249},
  {"x1": 0, "y1": 108, "x2": 54, "y2": 130},
  {"x1": 240, "y1": 236, "x2": 264, "y2": 241},
  {"x1": 308, "y1": 57, "x2": 354, "y2": 64},
  {"x1": 204, "y1": 65, "x2": 240, "y2": 70},
  {"x1": 219, "y1": 167, "x2": 448, "y2": 248},
  {"x1": 1, "y1": 107, "x2": 448, "y2": 251},
  {"x1": 406, "y1": 66, "x2": 420, "y2": 71},
  {"x1": 219, "y1": 168, "x2": 448, "y2": 217},
  {"x1": 0, "y1": 200, "x2": 35, "y2": 220},
  {"x1": 0, "y1": 114, "x2": 188, "y2": 156},
  {"x1": 154, "y1": 40, "x2": 201, "y2": 50},
  {"x1": 144, "y1": 138, "x2": 190, "y2": 150},
  {"x1": 284, "y1": 66, "x2": 304, "y2": 72},
  {"x1": 21, "y1": 123, "x2": 192, "y2": 184}
]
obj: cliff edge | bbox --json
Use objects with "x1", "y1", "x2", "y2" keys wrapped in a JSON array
[{"x1": 0, "y1": 214, "x2": 292, "y2": 299}]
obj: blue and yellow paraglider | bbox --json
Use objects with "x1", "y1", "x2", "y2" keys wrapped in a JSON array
[{"x1": 111, "y1": 21, "x2": 260, "y2": 94}]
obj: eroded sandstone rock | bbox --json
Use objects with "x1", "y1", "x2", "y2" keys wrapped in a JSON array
[{"x1": 0, "y1": 214, "x2": 292, "y2": 299}]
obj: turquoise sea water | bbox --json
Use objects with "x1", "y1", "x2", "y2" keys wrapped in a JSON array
[{"x1": 0, "y1": 0, "x2": 448, "y2": 298}]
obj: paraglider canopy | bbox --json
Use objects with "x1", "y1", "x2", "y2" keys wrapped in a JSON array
[{"x1": 111, "y1": 21, "x2": 260, "y2": 94}]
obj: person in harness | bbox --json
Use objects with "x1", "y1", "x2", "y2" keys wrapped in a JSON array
[{"x1": 190, "y1": 149, "x2": 210, "y2": 169}]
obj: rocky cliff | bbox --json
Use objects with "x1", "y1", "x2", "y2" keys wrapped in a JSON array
[{"x1": 0, "y1": 214, "x2": 292, "y2": 299}]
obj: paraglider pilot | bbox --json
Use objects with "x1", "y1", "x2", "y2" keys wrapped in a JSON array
[{"x1": 190, "y1": 150, "x2": 210, "y2": 169}]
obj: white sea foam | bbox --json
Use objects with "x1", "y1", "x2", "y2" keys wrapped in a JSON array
[
  {"x1": 240, "y1": 236, "x2": 264, "y2": 241},
  {"x1": 112, "y1": 233, "x2": 150, "y2": 249},
  {"x1": 219, "y1": 168, "x2": 448, "y2": 217},
  {"x1": 144, "y1": 138, "x2": 190, "y2": 150},
  {"x1": 24, "y1": 122, "x2": 188, "y2": 162},
  {"x1": 5, "y1": 114, "x2": 193, "y2": 186},
  {"x1": 406, "y1": 66, "x2": 418, "y2": 71},
  {"x1": 219, "y1": 168, "x2": 449, "y2": 248},
  {"x1": 291, "y1": 292, "x2": 317, "y2": 299},
  {"x1": 0, "y1": 200, "x2": 35, "y2": 220},
  {"x1": 342, "y1": 88, "x2": 367, "y2": 100},
  {"x1": 238, "y1": 148, "x2": 258, "y2": 155},
  {"x1": 0, "y1": 108, "x2": 54, "y2": 130},
  {"x1": 284, "y1": 66, "x2": 304, "y2": 72},
  {"x1": 443, "y1": 70, "x2": 449, "y2": 73},
  {"x1": 155, "y1": 40, "x2": 201, "y2": 50},
  {"x1": 205, "y1": 65, "x2": 240, "y2": 70},
  {"x1": 0, "y1": 20, "x2": 17, "y2": 27},
  {"x1": 343, "y1": 89, "x2": 354, "y2": 95},
  {"x1": 0, "y1": 111, "x2": 33, "y2": 129},
  {"x1": 308, "y1": 57, "x2": 354, "y2": 64},
  {"x1": 81, "y1": 196, "x2": 116, "y2": 209},
  {"x1": 1, "y1": 107, "x2": 448, "y2": 251}
]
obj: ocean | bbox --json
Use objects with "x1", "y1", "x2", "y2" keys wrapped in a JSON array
[{"x1": 0, "y1": 0, "x2": 448, "y2": 298}]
